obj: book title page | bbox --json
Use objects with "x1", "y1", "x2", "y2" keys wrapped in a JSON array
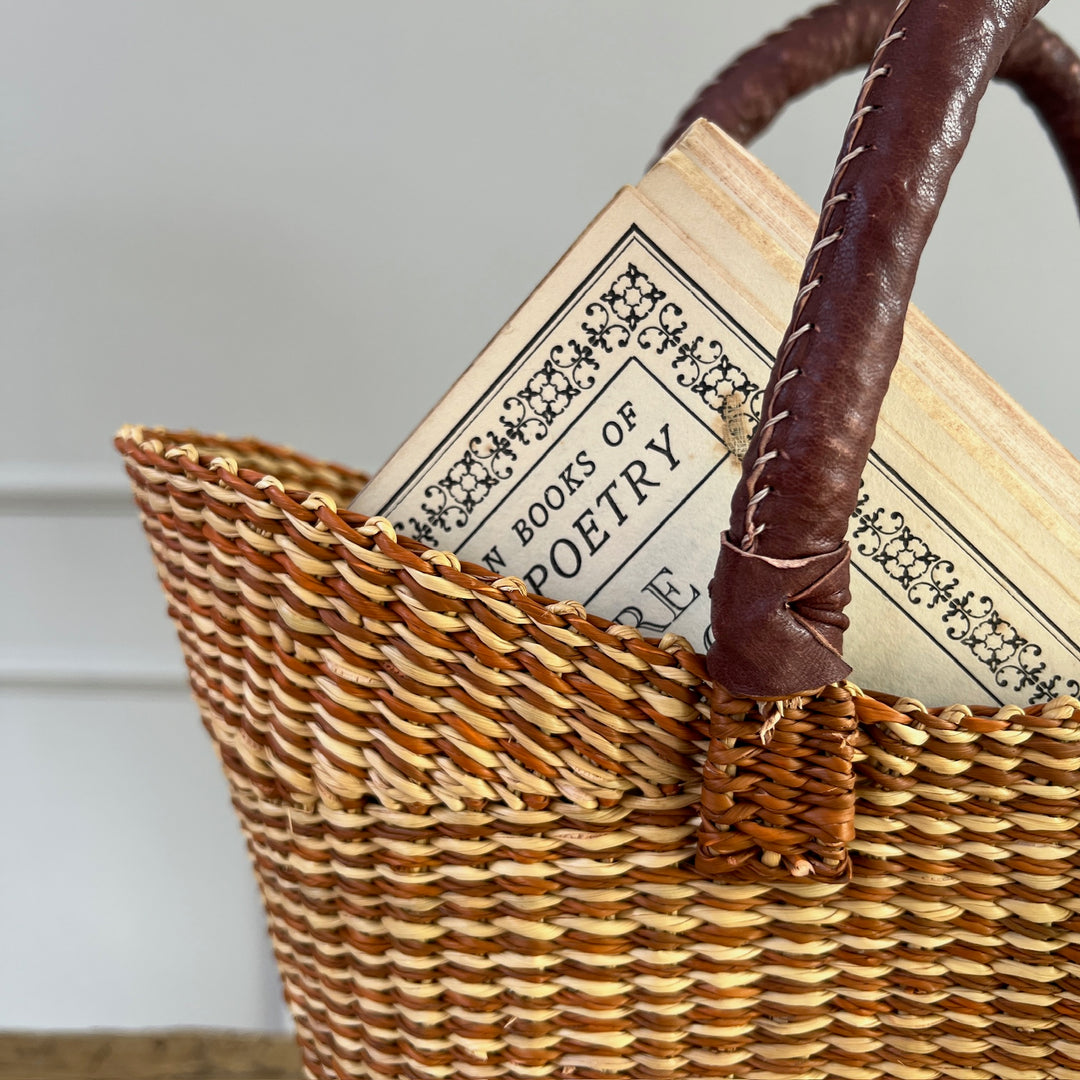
[{"x1": 354, "y1": 185, "x2": 1080, "y2": 707}]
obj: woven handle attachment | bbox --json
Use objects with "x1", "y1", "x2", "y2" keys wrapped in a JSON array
[{"x1": 696, "y1": 0, "x2": 1057, "y2": 881}]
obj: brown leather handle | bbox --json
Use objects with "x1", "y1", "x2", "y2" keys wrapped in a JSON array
[
  {"x1": 705, "y1": 0, "x2": 1053, "y2": 704},
  {"x1": 658, "y1": 0, "x2": 1080, "y2": 211}
]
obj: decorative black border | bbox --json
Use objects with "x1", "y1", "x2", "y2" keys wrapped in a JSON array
[
  {"x1": 386, "y1": 224, "x2": 1079, "y2": 706},
  {"x1": 398, "y1": 256, "x2": 764, "y2": 546},
  {"x1": 852, "y1": 483, "x2": 1080, "y2": 701},
  {"x1": 454, "y1": 356, "x2": 732, "y2": 604}
]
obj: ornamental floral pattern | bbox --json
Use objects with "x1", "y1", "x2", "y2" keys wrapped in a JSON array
[
  {"x1": 852, "y1": 485, "x2": 1080, "y2": 703},
  {"x1": 389, "y1": 237, "x2": 1078, "y2": 706},
  {"x1": 637, "y1": 301, "x2": 763, "y2": 457},
  {"x1": 517, "y1": 359, "x2": 580, "y2": 426},
  {"x1": 600, "y1": 263, "x2": 665, "y2": 330},
  {"x1": 402, "y1": 258, "x2": 763, "y2": 538}
]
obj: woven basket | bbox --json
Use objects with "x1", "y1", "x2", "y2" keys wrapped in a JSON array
[{"x1": 117, "y1": 3, "x2": 1080, "y2": 1079}]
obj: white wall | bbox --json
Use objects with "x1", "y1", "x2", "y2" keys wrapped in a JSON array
[{"x1": 4, "y1": 0, "x2": 1079, "y2": 1031}]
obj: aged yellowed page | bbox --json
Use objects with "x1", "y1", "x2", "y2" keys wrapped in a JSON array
[{"x1": 354, "y1": 123, "x2": 1080, "y2": 708}]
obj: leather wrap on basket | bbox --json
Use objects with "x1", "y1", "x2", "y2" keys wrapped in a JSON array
[
  {"x1": 698, "y1": 0, "x2": 1062, "y2": 878},
  {"x1": 707, "y1": 535, "x2": 852, "y2": 700}
]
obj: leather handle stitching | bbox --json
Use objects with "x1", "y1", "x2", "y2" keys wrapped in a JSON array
[{"x1": 739, "y1": 5, "x2": 910, "y2": 552}]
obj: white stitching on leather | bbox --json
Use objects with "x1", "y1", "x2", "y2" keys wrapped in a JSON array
[
  {"x1": 760, "y1": 409, "x2": 790, "y2": 430},
  {"x1": 739, "y1": 8, "x2": 909, "y2": 552},
  {"x1": 794, "y1": 276, "x2": 823, "y2": 304}
]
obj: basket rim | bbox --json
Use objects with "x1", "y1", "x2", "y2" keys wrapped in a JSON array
[
  {"x1": 115, "y1": 423, "x2": 1080, "y2": 729},
  {"x1": 114, "y1": 422, "x2": 711, "y2": 668}
]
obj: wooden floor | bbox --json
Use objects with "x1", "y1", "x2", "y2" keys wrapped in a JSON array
[{"x1": 0, "y1": 1031, "x2": 302, "y2": 1080}]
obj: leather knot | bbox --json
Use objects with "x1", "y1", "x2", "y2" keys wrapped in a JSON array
[{"x1": 707, "y1": 533, "x2": 852, "y2": 698}]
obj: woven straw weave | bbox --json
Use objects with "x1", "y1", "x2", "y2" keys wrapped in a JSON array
[{"x1": 117, "y1": 425, "x2": 1080, "y2": 1080}]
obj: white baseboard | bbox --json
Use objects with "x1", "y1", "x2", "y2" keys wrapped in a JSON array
[
  {"x1": 0, "y1": 464, "x2": 134, "y2": 514},
  {"x1": 0, "y1": 657, "x2": 187, "y2": 692}
]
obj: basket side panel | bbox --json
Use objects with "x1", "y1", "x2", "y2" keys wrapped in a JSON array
[{"x1": 117, "y1": 429, "x2": 1080, "y2": 1080}]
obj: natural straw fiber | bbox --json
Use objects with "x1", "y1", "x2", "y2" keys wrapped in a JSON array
[{"x1": 116, "y1": 424, "x2": 1080, "y2": 1080}]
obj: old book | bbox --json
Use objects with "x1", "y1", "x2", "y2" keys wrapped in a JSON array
[{"x1": 353, "y1": 120, "x2": 1080, "y2": 708}]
